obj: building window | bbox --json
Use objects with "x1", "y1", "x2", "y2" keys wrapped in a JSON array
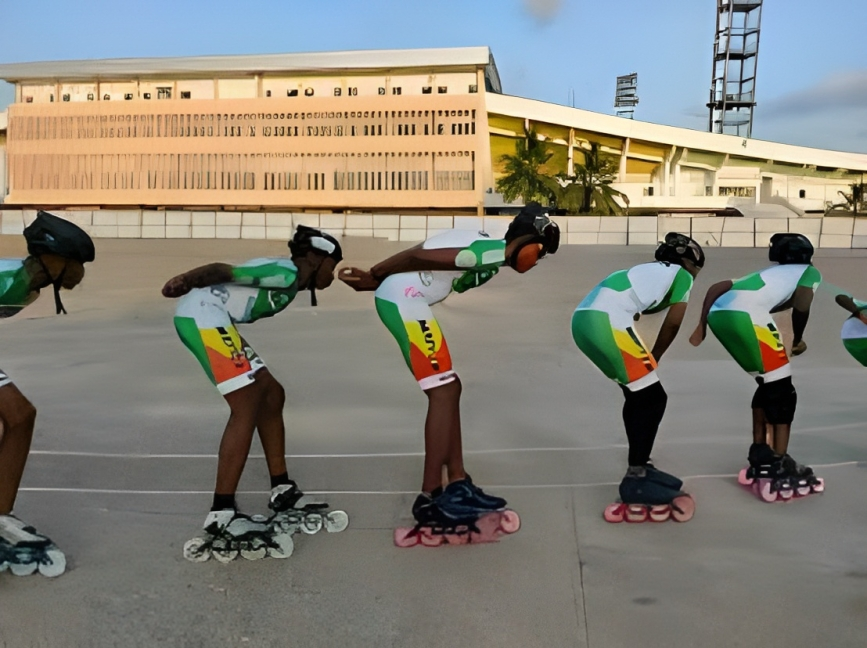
[
  {"x1": 157, "y1": 87, "x2": 172, "y2": 100},
  {"x1": 799, "y1": 189, "x2": 806, "y2": 198},
  {"x1": 469, "y1": 84, "x2": 478, "y2": 93},
  {"x1": 392, "y1": 87, "x2": 402, "y2": 95},
  {"x1": 87, "y1": 93, "x2": 94, "y2": 101},
  {"x1": 718, "y1": 186, "x2": 755, "y2": 198},
  {"x1": 422, "y1": 87, "x2": 432, "y2": 94},
  {"x1": 124, "y1": 93, "x2": 134, "y2": 100},
  {"x1": 287, "y1": 89, "x2": 298, "y2": 97},
  {"x1": 304, "y1": 88, "x2": 314, "y2": 96},
  {"x1": 49, "y1": 94, "x2": 54, "y2": 102},
  {"x1": 143, "y1": 92, "x2": 151, "y2": 99},
  {"x1": 103, "y1": 94, "x2": 110, "y2": 101},
  {"x1": 62, "y1": 94, "x2": 70, "y2": 102},
  {"x1": 438, "y1": 86, "x2": 447, "y2": 94},
  {"x1": 25, "y1": 96, "x2": 33, "y2": 103},
  {"x1": 348, "y1": 87, "x2": 357, "y2": 96},
  {"x1": 180, "y1": 91, "x2": 191, "y2": 99},
  {"x1": 378, "y1": 87, "x2": 386, "y2": 95},
  {"x1": 334, "y1": 88, "x2": 342, "y2": 96},
  {"x1": 643, "y1": 187, "x2": 654, "y2": 196},
  {"x1": 265, "y1": 90, "x2": 272, "y2": 97}
]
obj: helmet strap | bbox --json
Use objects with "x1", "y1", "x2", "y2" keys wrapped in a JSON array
[
  {"x1": 309, "y1": 284, "x2": 318, "y2": 307},
  {"x1": 52, "y1": 266, "x2": 67, "y2": 315}
]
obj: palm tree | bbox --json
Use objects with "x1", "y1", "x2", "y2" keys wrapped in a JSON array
[
  {"x1": 495, "y1": 129, "x2": 554, "y2": 205},
  {"x1": 556, "y1": 143, "x2": 629, "y2": 215}
]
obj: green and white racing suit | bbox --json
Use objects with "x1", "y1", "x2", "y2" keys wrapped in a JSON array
[
  {"x1": 0, "y1": 259, "x2": 37, "y2": 388},
  {"x1": 173, "y1": 258, "x2": 299, "y2": 395},
  {"x1": 374, "y1": 229, "x2": 506, "y2": 390},
  {"x1": 840, "y1": 296, "x2": 867, "y2": 367}
]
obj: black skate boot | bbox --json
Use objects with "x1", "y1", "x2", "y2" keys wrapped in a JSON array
[
  {"x1": 780, "y1": 454, "x2": 824, "y2": 497},
  {"x1": 269, "y1": 480, "x2": 328, "y2": 513},
  {"x1": 604, "y1": 467, "x2": 695, "y2": 523},
  {"x1": 436, "y1": 478, "x2": 506, "y2": 514},
  {"x1": 463, "y1": 475, "x2": 507, "y2": 510},
  {"x1": 644, "y1": 460, "x2": 683, "y2": 491}
]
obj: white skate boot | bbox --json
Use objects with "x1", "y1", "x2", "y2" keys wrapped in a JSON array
[
  {"x1": 0, "y1": 514, "x2": 66, "y2": 577},
  {"x1": 183, "y1": 510, "x2": 294, "y2": 563},
  {"x1": 269, "y1": 481, "x2": 349, "y2": 535}
]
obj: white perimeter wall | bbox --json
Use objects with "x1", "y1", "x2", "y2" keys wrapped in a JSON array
[{"x1": 1, "y1": 210, "x2": 866, "y2": 249}]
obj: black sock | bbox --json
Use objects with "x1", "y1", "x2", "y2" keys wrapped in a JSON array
[
  {"x1": 270, "y1": 472, "x2": 290, "y2": 489},
  {"x1": 211, "y1": 493, "x2": 236, "y2": 512}
]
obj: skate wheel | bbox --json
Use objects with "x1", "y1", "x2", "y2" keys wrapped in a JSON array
[
  {"x1": 444, "y1": 531, "x2": 470, "y2": 545},
  {"x1": 758, "y1": 480, "x2": 778, "y2": 503},
  {"x1": 811, "y1": 478, "x2": 825, "y2": 494},
  {"x1": 737, "y1": 468, "x2": 752, "y2": 486},
  {"x1": 240, "y1": 538, "x2": 268, "y2": 561},
  {"x1": 603, "y1": 503, "x2": 625, "y2": 523},
  {"x1": 324, "y1": 510, "x2": 349, "y2": 533},
  {"x1": 37, "y1": 549, "x2": 66, "y2": 578},
  {"x1": 211, "y1": 538, "x2": 239, "y2": 563},
  {"x1": 624, "y1": 504, "x2": 649, "y2": 523},
  {"x1": 796, "y1": 485, "x2": 811, "y2": 497},
  {"x1": 393, "y1": 527, "x2": 420, "y2": 548},
  {"x1": 418, "y1": 528, "x2": 444, "y2": 547},
  {"x1": 300, "y1": 513, "x2": 323, "y2": 535},
  {"x1": 649, "y1": 505, "x2": 671, "y2": 523},
  {"x1": 267, "y1": 533, "x2": 294, "y2": 559},
  {"x1": 10, "y1": 561, "x2": 37, "y2": 576},
  {"x1": 670, "y1": 495, "x2": 695, "y2": 522},
  {"x1": 778, "y1": 486, "x2": 794, "y2": 500},
  {"x1": 183, "y1": 537, "x2": 212, "y2": 563},
  {"x1": 498, "y1": 510, "x2": 521, "y2": 534}
]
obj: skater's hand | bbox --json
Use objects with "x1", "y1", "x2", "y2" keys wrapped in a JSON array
[
  {"x1": 858, "y1": 312, "x2": 867, "y2": 326},
  {"x1": 162, "y1": 274, "x2": 191, "y2": 298},
  {"x1": 689, "y1": 324, "x2": 705, "y2": 347},
  {"x1": 792, "y1": 339, "x2": 807, "y2": 356},
  {"x1": 338, "y1": 267, "x2": 380, "y2": 291}
]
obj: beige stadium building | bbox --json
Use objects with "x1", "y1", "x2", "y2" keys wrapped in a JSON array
[{"x1": 0, "y1": 46, "x2": 866, "y2": 247}]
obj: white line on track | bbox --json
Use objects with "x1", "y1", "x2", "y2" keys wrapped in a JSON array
[{"x1": 18, "y1": 461, "x2": 863, "y2": 495}]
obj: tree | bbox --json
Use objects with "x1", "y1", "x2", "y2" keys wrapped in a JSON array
[
  {"x1": 556, "y1": 143, "x2": 629, "y2": 215},
  {"x1": 495, "y1": 129, "x2": 554, "y2": 205}
]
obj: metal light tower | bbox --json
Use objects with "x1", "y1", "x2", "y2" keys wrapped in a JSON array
[
  {"x1": 707, "y1": 0, "x2": 763, "y2": 137},
  {"x1": 614, "y1": 73, "x2": 639, "y2": 119}
]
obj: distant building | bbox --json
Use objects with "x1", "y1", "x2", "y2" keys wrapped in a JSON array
[{"x1": 0, "y1": 46, "x2": 865, "y2": 217}]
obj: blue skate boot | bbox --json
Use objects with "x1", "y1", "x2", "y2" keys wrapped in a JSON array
[{"x1": 604, "y1": 466, "x2": 695, "y2": 523}]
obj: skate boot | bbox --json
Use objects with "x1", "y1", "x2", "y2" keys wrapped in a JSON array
[
  {"x1": 268, "y1": 480, "x2": 349, "y2": 536},
  {"x1": 394, "y1": 485, "x2": 520, "y2": 548},
  {"x1": 183, "y1": 510, "x2": 294, "y2": 563},
  {"x1": 463, "y1": 475, "x2": 508, "y2": 510},
  {"x1": 644, "y1": 460, "x2": 683, "y2": 491},
  {"x1": 0, "y1": 515, "x2": 66, "y2": 577},
  {"x1": 780, "y1": 454, "x2": 824, "y2": 498},
  {"x1": 739, "y1": 444, "x2": 796, "y2": 502},
  {"x1": 603, "y1": 467, "x2": 695, "y2": 523}
]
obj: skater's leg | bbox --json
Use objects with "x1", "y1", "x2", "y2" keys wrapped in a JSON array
[
  {"x1": 751, "y1": 407, "x2": 768, "y2": 445},
  {"x1": 251, "y1": 369, "x2": 288, "y2": 479},
  {"x1": 0, "y1": 384, "x2": 37, "y2": 515},
  {"x1": 751, "y1": 377, "x2": 796, "y2": 455},
  {"x1": 621, "y1": 380, "x2": 667, "y2": 467},
  {"x1": 423, "y1": 377, "x2": 465, "y2": 494},
  {"x1": 216, "y1": 378, "x2": 267, "y2": 497}
]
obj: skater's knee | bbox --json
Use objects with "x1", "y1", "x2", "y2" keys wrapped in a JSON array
[
  {"x1": 424, "y1": 374, "x2": 461, "y2": 401},
  {"x1": 753, "y1": 377, "x2": 796, "y2": 425},
  {"x1": 0, "y1": 387, "x2": 36, "y2": 433},
  {"x1": 263, "y1": 380, "x2": 285, "y2": 412}
]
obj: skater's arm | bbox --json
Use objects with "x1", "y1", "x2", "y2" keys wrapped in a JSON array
[
  {"x1": 651, "y1": 302, "x2": 687, "y2": 361},
  {"x1": 790, "y1": 286, "x2": 814, "y2": 353},
  {"x1": 835, "y1": 294, "x2": 867, "y2": 324},
  {"x1": 339, "y1": 246, "x2": 471, "y2": 292},
  {"x1": 162, "y1": 263, "x2": 234, "y2": 298},
  {"x1": 689, "y1": 279, "x2": 733, "y2": 346}
]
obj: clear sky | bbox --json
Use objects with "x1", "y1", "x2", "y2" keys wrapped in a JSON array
[{"x1": 1, "y1": 0, "x2": 865, "y2": 153}]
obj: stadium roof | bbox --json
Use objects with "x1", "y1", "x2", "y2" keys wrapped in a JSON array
[{"x1": 0, "y1": 47, "x2": 494, "y2": 82}]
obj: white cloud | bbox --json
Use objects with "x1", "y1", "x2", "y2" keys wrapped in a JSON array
[{"x1": 761, "y1": 70, "x2": 867, "y2": 118}]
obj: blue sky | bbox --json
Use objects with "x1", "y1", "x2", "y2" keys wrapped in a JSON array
[{"x1": 1, "y1": 0, "x2": 865, "y2": 153}]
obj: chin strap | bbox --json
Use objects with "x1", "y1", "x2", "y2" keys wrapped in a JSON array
[
  {"x1": 308, "y1": 284, "x2": 318, "y2": 307},
  {"x1": 35, "y1": 257, "x2": 67, "y2": 314}
]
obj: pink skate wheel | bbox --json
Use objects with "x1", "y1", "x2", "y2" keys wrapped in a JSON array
[
  {"x1": 445, "y1": 531, "x2": 470, "y2": 545},
  {"x1": 470, "y1": 514, "x2": 502, "y2": 543},
  {"x1": 624, "y1": 505, "x2": 649, "y2": 523},
  {"x1": 758, "y1": 480, "x2": 778, "y2": 503},
  {"x1": 603, "y1": 503, "x2": 625, "y2": 523},
  {"x1": 811, "y1": 478, "x2": 825, "y2": 494},
  {"x1": 393, "y1": 527, "x2": 420, "y2": 548},
  {"x1": 737, "y1": 468, "x2": 752, "y2": 486},
  {"x1": 649, "y1": 505, "x2": 671, "y2": 523},
  {"x1": 498, "y1": 510, "x2": 521, "y2": 534},
  {"x1": 670, "y1": 496, "x2": 695, "y2": 522},
  {"x1": 778, "y1": 486, "x2": 794, "y2": 500}
]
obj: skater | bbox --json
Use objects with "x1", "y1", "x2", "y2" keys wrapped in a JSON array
[
  {"x1": 0, "y1": 211, "x2": 95, "y2": 576},
  {"x1": 338, "y1": 202, "x2": 559, "y2": 546},
  {"x1": 162, "y1": 225, "x2": 348, "y2": 563},
  {"x1": 835, "y1": 293, "x2": 867, "y2": 366},
  {"x1": 572, "y1": 232, "x2": 704, "y2": 523},
  {"x1": 689, "y1": 232, "x2": 823, "y2": 502}
]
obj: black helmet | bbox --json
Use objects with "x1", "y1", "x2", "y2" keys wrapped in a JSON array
[
  {"x1": 24, "y1": 211, "x2": 95, "y2": 264},
  {"x1": 768, "y1": 232, "x2": 813, "y2": 265},
  {"x1": 288, "y1": 224, "x2": 343, "y2": 263},
  {"x1": 504, "y1": 202, "x2": 560, "y2": 259},
  {"x1": 288, "y1": 225, "x2": 343, "y2": 306},
  {"x1": 655, "y1": 232, "x2": 705, "y2": 269}
]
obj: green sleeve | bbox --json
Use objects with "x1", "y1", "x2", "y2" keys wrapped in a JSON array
[
  {"x1": 644, "y1": 268, "x2": 693, "y2": 314},
  {"x1": 231, "y1": 259, "x2": 298, "y2": 289},
  {"x1": 797, "y1": 265, "x2": 822, "y2": 291},
  {"x1": 453, "y1": 239, "x2": 506, "y2": 271}
]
